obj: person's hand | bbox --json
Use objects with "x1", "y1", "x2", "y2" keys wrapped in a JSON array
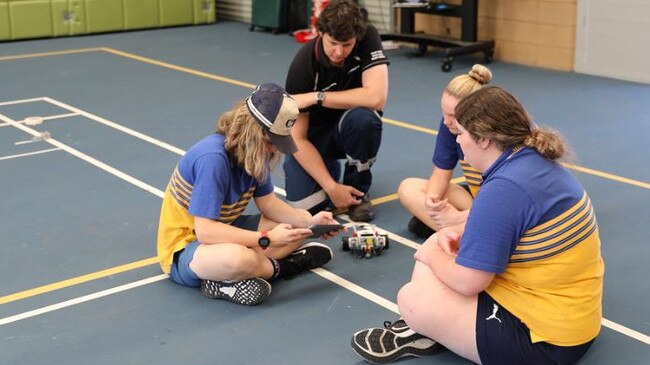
[
  {"x1": 425, "y1": 197, "x2": 465, "y2": 229},
  {"x1": 290, "y1": 92, "x2": 317, "y2": 110},
  {"x1": 424, "y1": 195, "x2": 447, "y2": 215},
  {"x1": 309, "y1": 211, "x2": 344, "y2": 239},
  {"x1": 309, "y1": 211, "x2": 337, "y2": 225},
  {"x1": 326, "y1": 183, "x2": 364, "y2": 210},
  {"x1": 267, "y1": 223, "x2": 312, "y2": 246},
  {"x1": 413, "y1": 235, "x2": 440, "y2": 267},
  {"x1": 435, "y1": 227, "x2": 461, "y2": 255}
]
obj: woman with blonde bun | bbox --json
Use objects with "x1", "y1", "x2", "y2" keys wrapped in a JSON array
[{"x1": 398, "y1": 64, "x2": 492, "y2": 238}]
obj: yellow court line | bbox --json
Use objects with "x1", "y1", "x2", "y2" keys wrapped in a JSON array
[
  {"x1": 0, "y1": 47, "x2": 104, "y2": 61},
  {"x1": 371, "y1": 193, "x2": 399, "y2": 205},
  {"x1": 100, "y1": 47, "x2": 257, "y2": 89},
  {"x1": 563, "y1": 163, "x2": 650, "y2": 190},
  {"x1": 0, "y1": 257, "x2": 158, "y2": 305},
  {"x1": 383, "y1": 117, "x2": 437, "y2": 136},
  {"x1": 3, "y1": 46, "x2": 649, "y2": 191}
]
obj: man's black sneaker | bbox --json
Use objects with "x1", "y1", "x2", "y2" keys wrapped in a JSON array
[
  {"x1": 349, "y1": 195, "x2": 375, "y2": 222},
  {"x1": 351, "y1": 319, "x2": 442, "y2": 364},
  {"x1": 277, "y1": 242, "x2": 333, "y2": 279},
  {"x1": 407, "y1": 216, "x2": 435, "y2": 238},
  {"x1": 200, "y1": 278, "x2": 271, "y2": 306}
]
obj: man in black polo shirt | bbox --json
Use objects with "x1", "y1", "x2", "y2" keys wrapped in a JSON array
[{"x1": 284, "y1": 0, "x2": 389, "y2": 222}]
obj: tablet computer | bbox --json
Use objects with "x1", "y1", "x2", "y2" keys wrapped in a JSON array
[{"x1": 308, "y1": 224, "x2": 343, "y2": 238}]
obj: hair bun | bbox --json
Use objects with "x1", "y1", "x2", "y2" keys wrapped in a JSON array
[{"x1": 468, "y1": 64, "x2": 493, "y2": 85}]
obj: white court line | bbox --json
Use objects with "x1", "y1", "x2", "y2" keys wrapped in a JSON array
[
  {"x1": 0, "y1": 275, "x2": 168, "y2": 326},
  {"x1": 0, "y1": 147, "x2": 61, "y2": 161},
  {"x1": 1, "y1": 101, "x2": 649, "y2": 346},
  {"x1": 0, "y1": 113, "x2": 80, "y2": 128},
  {"x1": 0, "y1": 96, "x2": 46, "y2": 107},
  {"x1": 312, "y1": 268, "x2": 399, "y2": 313},
  {"x1": 42, "y1": 97, "x2": 186, "y2": 156},
  {"x1": 0, "y1": 113, "x2": 164, "y2": 199}
]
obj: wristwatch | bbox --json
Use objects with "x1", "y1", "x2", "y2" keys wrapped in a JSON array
[
  {"x1": 316, "y1": 91, "x2": 325, "y2": 107},
  {"x1": 258, "y1": 231, "x2": 271, "y2": 250}
]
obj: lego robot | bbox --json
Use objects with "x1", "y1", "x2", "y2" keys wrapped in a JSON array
[{"x1": 342, "y1": 224, "x2": 389, "y2": 258}]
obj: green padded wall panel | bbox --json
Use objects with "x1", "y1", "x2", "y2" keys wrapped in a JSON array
[
  {"x1": 85, "y1": 0, "x2": 123, "y2": 33},
  {"x1": 0, "y1": 3, "x2": 9, "y2": 40},
  {"x1": 69, "y1": 0, "x2": 87, "y2": 35},
  {"x1": 193, "y1": 0, "x2": 214, "y2": 24},
  {"x1": 124, "y1": 0, "x2": 159, "y2": 30},
  {"x1": 51, "y1": 0, "x2": 70, "y2": 36},
  {"x1": 9, "y1": 0, "x2": 53, "y2": 40},
  {"x1": 160, "y1": 0, "x2": 192, "y2": 27}
]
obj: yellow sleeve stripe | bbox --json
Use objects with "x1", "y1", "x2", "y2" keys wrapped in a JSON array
[
  {"x1": 219, "y1": 187, "x2": 255, "y2": 209},
  {"x1": 171, "y1": 168, "x2": 192, "y2": 194},
  {"x1": 510, "y1": 219, "x2": 598, "y2": 262},
  {"x1": 510, "y1": 193, "x2": 598, "y2": 262},
  {"x1": 460, "y1": 160, "x2": 483, "y2": 186},
  {"x1": 522, "y1": 192, "x2": 588, "y2": 235}
]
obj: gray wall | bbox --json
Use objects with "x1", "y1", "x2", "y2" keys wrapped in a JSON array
[{"x1": 216, "y1": 0, "x2": 393, "y2": 33}]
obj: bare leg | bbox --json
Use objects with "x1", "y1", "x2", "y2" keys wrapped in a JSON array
[
  {"x1": 189, "y1": 243, "x2": 273, "y2": 281},
  {"x1": 398, "y1": 260, "x2": 481, "y2": 364},
  {"x1": 398, "y1": 178, "x2": 473, "y2": 231}
]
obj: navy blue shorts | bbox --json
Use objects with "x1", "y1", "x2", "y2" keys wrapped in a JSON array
[
  {"x1": 169, "y1": 214, "x2": 261, "y2": 287},
  {"x1": 476, "y1": 292, "x2": 595, "y2": 365}
]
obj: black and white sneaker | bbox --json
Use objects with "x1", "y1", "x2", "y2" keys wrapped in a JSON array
[
  {"x1": 277, "y1": 242, "x2": 333, "y2": 279},
  {"x1": 200, "y1": 278, "x2": 271, "y2": 306},
  {"x1": 351, "y1": 319, "x2": 442, "y2": 364}
]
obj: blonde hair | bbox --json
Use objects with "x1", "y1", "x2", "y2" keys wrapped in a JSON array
[
  {"x1": 444, "y1": 64, "x2": 492, "y2": 99},
  {"x1": 215, "y1": 100, "x2": 279, "y2": 182}
]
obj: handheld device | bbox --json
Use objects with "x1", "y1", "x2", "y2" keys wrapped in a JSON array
[{"x1": 308, "y1": 224, "x2": 343, "y2": 238}]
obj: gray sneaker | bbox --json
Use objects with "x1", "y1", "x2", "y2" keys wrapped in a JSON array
[
  {"x1": 351, "y1": 319, "x2": 442, "y2": 364},
  {"x1": 200, "y1": 278, "x2": 271, "y2": 306},
  {"x1": 349, "y1": 195, "x2": 375, "y2": 222}
]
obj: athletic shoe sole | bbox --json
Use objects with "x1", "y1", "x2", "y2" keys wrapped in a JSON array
[
  {"x1": 200, "y1": 278, "x2": 271, "y2": 306},
  {"x1": 351, "y1": 327, "x2": 442, "y2": 364}
]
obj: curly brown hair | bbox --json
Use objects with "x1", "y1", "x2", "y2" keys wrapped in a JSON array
[
  {"x1": 315, "y1": 0, "x2": 366, "y2": 41},
  {"x1": 455, "y1": 86, "x2": 569, "y2": 161}
]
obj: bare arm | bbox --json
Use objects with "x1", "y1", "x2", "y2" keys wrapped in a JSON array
[
  {"x1": 194, "y1": 216, "x2": 262, "y2": 248},
  {"x1": 415, "y1": 227, "x2": 494, "y2": 296},
  {"x1": 426, "y1": 167, "x2": 454, "y2": 201},
  {"x1": 292, "y1": 64, "x2": 389, "y2": 111},
  {"x1": 255, "y1": 193, "x2": 311, "y2": 228}
]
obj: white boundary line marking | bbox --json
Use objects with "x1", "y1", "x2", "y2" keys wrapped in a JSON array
[
  {"x1": 42, "y1": 97, "x2": 186, "y2": 156},
  {"x1": 311, "y1": 268, "x2": 399, "y2": 313},
  {"x1": 0, "y1": 147, "x2": 61, "y2": 161},
  {"x1": 1, "y1": 99, "x2": 649, "y2": 346},
  {"x1": 0, "y1": 97, "x2": 46, "y2": 107},
  {"x1": 0, "y1": 112, "x2": 165, "y2": 199},
  {"x1": 0, "y1": 275, "x2": 168, "y2": 326},
  {"x1": 0, "y1": 113, "x2": 79, "y2": 128}
]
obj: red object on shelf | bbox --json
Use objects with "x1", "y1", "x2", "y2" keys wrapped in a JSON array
[{"x1": 293, "y1": 0, "x2": 331, "y2": 43}]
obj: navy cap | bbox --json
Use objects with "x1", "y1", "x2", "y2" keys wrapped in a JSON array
[{"x1": 246, "y1": 83, "x2": 299, "y2": 154}]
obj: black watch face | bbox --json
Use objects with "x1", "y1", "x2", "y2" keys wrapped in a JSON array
[{"x1": 258, "y1": 236, "x2": 271, "y2": 248}]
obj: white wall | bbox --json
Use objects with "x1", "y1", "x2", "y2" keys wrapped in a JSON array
[{"x1": 575, "y1": 0, "x2": 650, "y2": 84}]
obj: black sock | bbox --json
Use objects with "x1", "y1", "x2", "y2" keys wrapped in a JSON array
[
  {"x1": 274, "y1": 255, "x2": 301, "y2": 280},
  {"x1": 269, "y1": 258, "x2": 280, "y2": 280}
]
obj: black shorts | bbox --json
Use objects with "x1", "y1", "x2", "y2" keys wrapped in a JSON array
[{"x1": 476, "y1": 292, "x2": 595, "y2": 365}]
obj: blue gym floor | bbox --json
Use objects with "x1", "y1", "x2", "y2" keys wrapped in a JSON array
[{"x1": 1, "y1": 22, "x2": 649, "y2": 365}]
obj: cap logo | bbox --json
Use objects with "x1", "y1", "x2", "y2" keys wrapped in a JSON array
[{"x1": 246, "y1": 83, "x2": 299, "y2": 154}]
